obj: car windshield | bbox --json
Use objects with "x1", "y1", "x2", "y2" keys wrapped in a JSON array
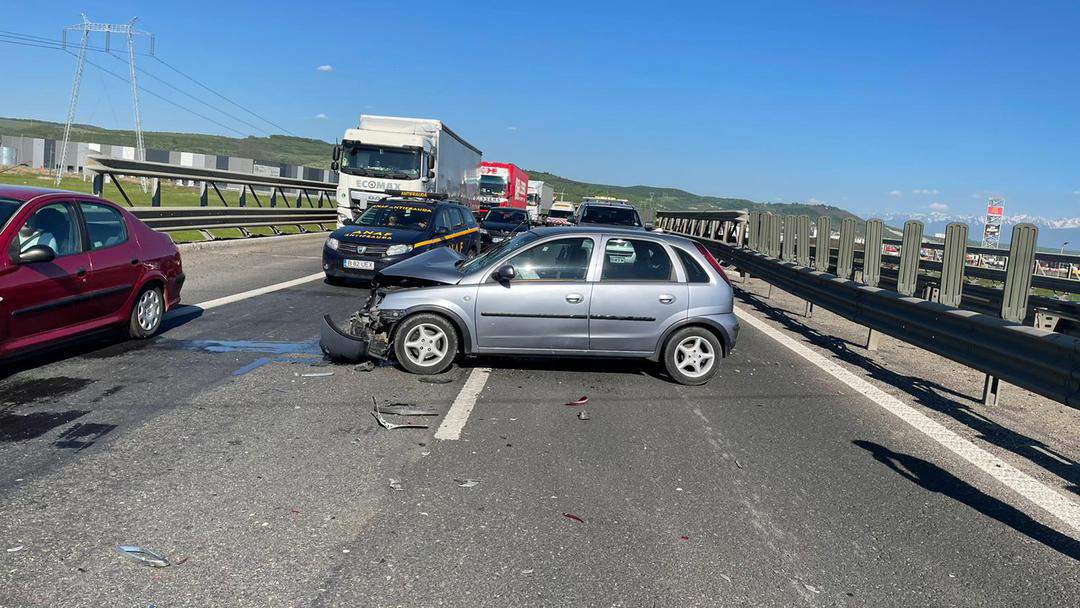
[
  {"x1": 485, "y1": 209, "x2": 527, "y2": 224},
  {"x1": 459, "y1": 231, "x2": 540, "y2": 274},
  {"x1": 479, "y1": 175, "x2": 506, "y2": 196},
  {"x1": 580, "y1": 206, "x2": 641, "y2": 227},
  {"x1": 340, "y1": 142, "x2": 421, "y2": 180},
  {"x1": 354, "y1": 203, "x2": 432, "y2": 231},
  {"x1": 548, "y1": 209, "x2": 573, "y2": 219},
  {"x1": 0, "y1": 198, "x2": 21, "y2": 228}
]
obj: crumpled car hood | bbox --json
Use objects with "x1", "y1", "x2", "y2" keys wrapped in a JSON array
[{"x1": 376, "y1": 246, "x2": 464, "y2": 285}]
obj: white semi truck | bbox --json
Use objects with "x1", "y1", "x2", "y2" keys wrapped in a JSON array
[
  {"x1": 331, "y1": 115, "x2": 482, "y2": 226},
  {"x1": 526, "y1": 180, "x2": 555, "y2": 222}
]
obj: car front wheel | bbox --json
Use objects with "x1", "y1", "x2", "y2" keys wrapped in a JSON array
[
  {"x1": 663, "y1": 327, "x2": 721, "y2": 385},
  {"x1": 393, "y1": 313, "x2": 458, "y2": 375},
  {"x1": 128, "y1": 285, "x2": 164, "y2": 339}
]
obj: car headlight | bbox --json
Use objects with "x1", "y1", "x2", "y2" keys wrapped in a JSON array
[
  {"x1": 326, "y1": 237, "x2": 340, "y2": 251},
  {"x1": 386, "y1": 244, "x2": 413, "y2": 256}
]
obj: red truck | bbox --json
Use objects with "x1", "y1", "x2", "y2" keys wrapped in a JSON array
[{"x1": 476, "y1": 162, "x2": 528, "y2": 217}]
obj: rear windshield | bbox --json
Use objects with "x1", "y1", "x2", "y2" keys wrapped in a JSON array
[
  {"x1": 354, "y1": 203, "x2": 433, "y2": 231},
  {"x1": 0, "y1": 198, "x2": 21, "y2": 228},
  {"x1": 580, "y1": 205, "x2": 641, "y2": 227},
  {"x1": 486, "y1": 209, "x2": 527, "y2": 224}
]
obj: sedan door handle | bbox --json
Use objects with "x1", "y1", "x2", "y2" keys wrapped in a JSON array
[
  {"x1": 658, "y1": 294, "x2": 675, "y2": 304},
  {"x1": 565, "y1": 293, "x2": 584, "y2": 304},
  {"x1": 130, "y1": 257, "x2": 139, "y2": 265},
  {"x1": 76, "y1": 267, "x2": 87, "y2": 278}
]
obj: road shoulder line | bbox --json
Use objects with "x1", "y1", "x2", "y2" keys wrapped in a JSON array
[
  {"x1": 178, "y1": 272, "x2": 326, "y2": 313},
  {"x1": 434, "y1": 367, "x2": 491, "y2": 441}
]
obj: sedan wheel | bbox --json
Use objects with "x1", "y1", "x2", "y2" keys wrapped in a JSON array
[{"x1": 129, "y1": 285, "x2": 164, "y2": 339}]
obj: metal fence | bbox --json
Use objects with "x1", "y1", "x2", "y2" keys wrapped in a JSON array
[{"x1": 656, "y1": 210, "x2": 1080, "y2": 409}]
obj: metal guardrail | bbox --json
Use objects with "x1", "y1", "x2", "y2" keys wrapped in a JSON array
[
  {"x1": 656, "y1": 210, "x2": 1080, "y2": 409},
  {"x1": 83, "y1": 156, "x2": 337, "y2": 238}
]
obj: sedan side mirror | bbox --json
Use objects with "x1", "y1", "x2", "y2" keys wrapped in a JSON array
[
  {"x1": 493, "y1": 264, "x2": 516, "y2": 283},
  {"x1": 18, "y1": 245, "x2": 56, "y2": 264}
]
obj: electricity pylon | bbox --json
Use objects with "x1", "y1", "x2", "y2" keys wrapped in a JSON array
[{"x1": 56, "y1": 14, "x2": 155, "y2": 186}]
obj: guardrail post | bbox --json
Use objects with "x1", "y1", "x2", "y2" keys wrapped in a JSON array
[
  {"x1": 270, "y1": 188, "x2": 278, "y2": 208},
  {"x1": 709, "y1": 220, "x2": 719, "y2": 240},
  {"x1": 199, "y1": 182, "x2": 209, "y2": 207},
  {"x1": 748, "y1": 212, "x2": 760, "y2": 251},
  {"x1": 836, "y1": 218, "x2": 856, "y2": 280},
  {"x1": 796, "y1": 215, "x2": 811, "y2": 267},
  {"x1": 863, "y1": 219, "x2": 884, "y2": 287},
  {"x1": 815, "y1": 217, "x2": 831, "y2": 272},
  {"x1": 897, "y1": 220, "x2": 924, "y2": 296},
  {"x1": 92, "y1": 173, "x2": 104, "y2": 196},
  {"x1": 769, "y1": 214, "x2": 782, "y2": 258},
  {"x1": 1001, "y1": 223, "x2": 1039, "y2": 323},
  {"x1": 150, "y1": 178, "x2": 161, "y2": 207},
  {"x1": 939, "y1": 222, "x2": 969, "y2": 307},
  {"x1": 737, "y1": 220, "x2": 747, "y2": 247},
  {"x1": 782, "y1": 215, "x2": 797, "y2": 262},
  {"x1": 238, "y1": 185, "x2": 247, "y2": 207}
]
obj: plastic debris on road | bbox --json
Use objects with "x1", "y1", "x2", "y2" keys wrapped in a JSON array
[
  {"x1": 6, "y1": 545, "x2": 24, "y2": 552},
  {"x1": 300, "y1": 371, "x2": 334, "y2": 378},
  {"x1": 454, "y1": 478, "x2": 480, "y2": 488},
  {"x1": 371, "y1": 397, "x2": 429, "y2": 430},
  {"x1": 562, "y1": 513, "x2": 584, "y2": 523},
  {"x1": 679, "y1": 535, "x2": 690, "y2": 541},
  {"x1": 576, "y1": 411, "x2": 590, "y2": 421},
  {"x1": 355, "y1": 361, "x2": 376, "y2": 373},
  {"x1": 116, "y1": 545, "x2": 170, "y2": 568},
  {"x1": 381, "y1": 403, "x2": 439, "y2": 416},
  {"x1": 564, "y1": 396, "x2": 589, "y2": 406},
  {"x1": 419, "y1": 376, "x2": 454, "y2": 384},
  {"x1": 389, "y1": 479, "x2": 404, "y2": 491}
]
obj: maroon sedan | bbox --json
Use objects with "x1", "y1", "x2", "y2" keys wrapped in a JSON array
[{"x1": 0, "y1": 185, "x2": 184, "y2": 358}]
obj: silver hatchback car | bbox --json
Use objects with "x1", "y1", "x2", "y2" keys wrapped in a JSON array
[{"x1": 321, "y1": 227, "x2": 739, "y2": 385}]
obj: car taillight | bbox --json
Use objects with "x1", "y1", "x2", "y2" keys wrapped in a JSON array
[{"x1": 693, "y1": 241, "x2": 732, "y2": 287}]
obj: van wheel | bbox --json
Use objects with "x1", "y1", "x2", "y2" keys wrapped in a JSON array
[
  {"x1": 128, "y1": 285, "x2": 164, "y2": 339},
  {"x1": 393, "y1": 313, "x2": 458, "y2": 375},
  {"x1": 663, "y1": 327, "x2": 721, "y2": 385}
]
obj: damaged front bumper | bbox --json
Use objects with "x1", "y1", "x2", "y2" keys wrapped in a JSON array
[{"x1": 319, "y1": 290, "x2": 397, "y2": 362}]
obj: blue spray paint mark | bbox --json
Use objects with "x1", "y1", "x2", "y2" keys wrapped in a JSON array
[
  {"x1": 156, "y1": 339, "x2": 322, "y2": 356},
  {"x1": 232, "y1": 357, "x2": 274, "y2": 376}
]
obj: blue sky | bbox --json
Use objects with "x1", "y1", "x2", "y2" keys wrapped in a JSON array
[{"x1": 3, "y1": 0, "x2": 1079, "y2": 218}]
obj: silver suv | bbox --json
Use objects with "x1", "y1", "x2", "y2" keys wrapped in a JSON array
[{"x1": 321, "y1": 227, "x2": 739, "y2": 385}]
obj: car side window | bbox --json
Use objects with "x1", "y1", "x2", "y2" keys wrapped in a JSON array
[
  {"x1": 506, "y1": 237, "x2": 594, "y2": 281},
  {"x1": 675, "y1": 247, "x2": 710, "y2": 283},
  {"x1": 8, "y1": 202, "x2": 83, "y2": 261},
  {"x1": 601, "y1": 238, "x2": 674, "y2": 281},
  {"x1": 80, "y1": 202, "x2": 128, "y2": 250},
  {"x1": 433, "y1": 208, "x2": 453, "y2": 232},
  {"x1": 449, "y1": 207, "x2": 465, "y2": 229}
]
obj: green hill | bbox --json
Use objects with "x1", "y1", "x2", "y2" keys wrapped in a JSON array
[{"x1": 1, "y1": 117, "x2": 863, "y2": 223}]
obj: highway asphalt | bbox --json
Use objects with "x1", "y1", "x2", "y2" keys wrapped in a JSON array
[{"x1": 0, "y1": 234, "x2": 1077, "y2": 607}]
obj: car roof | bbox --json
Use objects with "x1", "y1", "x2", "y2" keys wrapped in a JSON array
[
  {"x1": 0, "y1": 184, "x2": 88, "y2": 202},
  {"x1": 529, "y1": 225, "x2": 693, "y2": 245},
  {"x1": 380, "y1": 197, "x2": 467, "y2": 208},
  {"x1": 579, "y1": 200, "x2": 635, "y2": 209}
]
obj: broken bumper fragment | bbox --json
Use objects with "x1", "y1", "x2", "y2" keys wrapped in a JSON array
[{"x1": 320, "y1": 315, "x2": 371, "y2": 362}]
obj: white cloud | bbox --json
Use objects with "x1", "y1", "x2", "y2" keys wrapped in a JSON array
[
  {"x1": 888, "y1": 190, "x2": 903, "y2": 198},
  {"x1": 1073, "y1": 190, "x2": 1080, "y2": 196},
  {"x1": 313, "y1": 113, "x2": 327, "y2": 119},
  {"x1": 928, "y1": 202, "x2": 948, "y2": 211},
  {"x1": 912, "y1": 188, "x2": 940, "y2": 196},
  {"x1": 315, "y1": 64, "x2": 333, "y2": 72},
  {"x1": 808, "y1": 197, "x2": 825, "y2": 205},
  {"x1": 506, "y1": 126, "x2": 518, "y2": 131}
]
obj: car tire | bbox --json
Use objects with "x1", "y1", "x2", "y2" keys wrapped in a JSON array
[
  {"x1": 662, "y1": 326, "x2": 722, "y2": 385},
  {"x1": 393, "y1": 313, "x2": 458, "y2": 375},
  {"x1": 128, "y1": 284, "x2": 164, "y2": 339}
]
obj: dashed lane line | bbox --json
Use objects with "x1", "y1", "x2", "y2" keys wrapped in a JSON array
[
  {"x1": 734, "y1": 305, "x2": 1080, "y2": 535},
  {"x1": 434, "y1": 367, "x2": 492, "y2": 441}
]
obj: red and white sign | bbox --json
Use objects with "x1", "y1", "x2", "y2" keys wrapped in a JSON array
[{"x1": 986, "y1": 204, "x2": 1004, "y2": 217}]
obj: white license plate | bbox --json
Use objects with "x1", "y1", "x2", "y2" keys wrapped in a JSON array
[{"x1": 344, "y1": 259, "x2": 375, "y2": 270}]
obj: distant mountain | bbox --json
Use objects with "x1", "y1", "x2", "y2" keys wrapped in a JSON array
[{"x1": 875, "y1": 211, "x2": 1080, "y2": 252}]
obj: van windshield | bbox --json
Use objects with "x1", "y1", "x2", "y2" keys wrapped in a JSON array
[{"x1": 340, "y1": 142, "x2": 421, "y2": 180}]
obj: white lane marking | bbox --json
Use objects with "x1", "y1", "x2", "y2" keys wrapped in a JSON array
[
  {"x1": 180, "y1": 272, "x2": 325, "y2": 313},
  {"x1": 733, "y1": 305, "x2": 1080, "y2": 534},
  {"x1": 434, "y1": 367, "x2": 492, "y2": 441}
]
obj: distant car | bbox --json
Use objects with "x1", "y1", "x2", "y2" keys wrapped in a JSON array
[
  {"x1": 322, "y1": 192, "x2": 481, "y2": 284},
  {"x1": 321, "y1": 227, "x2": 739, "y2": 385},
  {"x1": 544, "y1": 202, "x2": 576, "y2": 226},
  {"x1": 574, "y1": 199, "x2": 646, "y2": 229},
  {"x1": 0, "y1": 186, "x2": 184, "y2": 358},
  {"x1": 479, "y1": 207, "x2": 531, "y2": 248}
]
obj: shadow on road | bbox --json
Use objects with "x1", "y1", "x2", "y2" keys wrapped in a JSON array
[
  {"x1": 854, "y1": 440, "x2": 1079, "y2": 561},
  {"x1": 735, "y1": 287, "x2": 1080, "y2": 496},
  {"x1": 461, "y1": 355, "x2": 669, "y2": 381}
]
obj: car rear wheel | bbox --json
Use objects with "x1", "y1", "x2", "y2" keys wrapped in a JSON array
[
  {"x1": 128, "y1": 285, "x2": 164, "y2": 339},
  {"x1": 663, "y1": 327, "x2": 721, "y2": 385},
  {"x1": 393, "y1": 313, "x2": 458, "y2": 375}
]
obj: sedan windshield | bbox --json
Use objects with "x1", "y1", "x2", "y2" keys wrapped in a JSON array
[
  {"x1": 485, "y1": 209, "x2": 527, "y2": 224},
  {"x1": 354, "y1": 204, "x2": 432, "y2": 231},
  {"x1": 459, "y1": 231, "x2": 539, "y2": 274},
  {"x1": 580, "y1": 206, "x2": 641, "y2": 227},
  {"x1": 340, "y1": 142, "x2": 421, "y2": 180},
  {"x1": 0, "y1": 199, "x2": 21, "y2": 228},
  {"x1": 478, "y1": 175, "x2": 506, "y2": 196}
]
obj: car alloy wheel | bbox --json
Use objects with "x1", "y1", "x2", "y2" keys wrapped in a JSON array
[
  {"x1": 401, "y1": 323, "x2": 449, "y2": 368},
  {"x1": 673, "y1": 335, "x2": 715, "y2": 378},
  {"x1": 136, "y1": 288, "x2": 163, "y2": 333}
]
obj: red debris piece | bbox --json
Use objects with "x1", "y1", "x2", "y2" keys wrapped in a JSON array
[
  {"x1": 562, "y1": 513, "x2": 584, "y2": 523},
  {"x1": 679, "y1": 536, "x2": 690, "y2": 541},
  {"x1": 291, "y1": 508, "x2": 302, "y2": 514},
  {"x1": 564, "y1": 396, "x2": 589, "y2": 406},
  {"x1": 176, "y1": 557, "x2": 190, "y2": 565}
]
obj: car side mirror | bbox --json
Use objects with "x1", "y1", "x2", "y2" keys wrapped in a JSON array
[
  {"x1": 18, "y1": 245, "x2": 56, "y2": 264},
  {"x1": 493, "y1": 264, "x2": 516, "y2": 283},
  {"x1": 428, "y1": 169, "x2": 435, "y2": 179},
  {"x1": 644, "y1": 223, "x2": 655, "y2": 231},
  {"x1": 435, "y1": 226, "x2": 450, "y2": 236},
  {"x1": 332, "y1": 144, "x2": 342, "y2": 161}
]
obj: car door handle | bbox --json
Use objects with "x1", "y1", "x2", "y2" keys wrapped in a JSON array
[
  {"x1": 565, "y1": 293, "x2": 584, "y2": 304},
  {"x1": 130, "y1": 257, "x2": 139, "y2": 265},
  {"x1": 658, "y1": 294, "x2": 675, "y2": 304},
  {"x1": 76, "y1": 267, "x2": 87, "y2": 278}
]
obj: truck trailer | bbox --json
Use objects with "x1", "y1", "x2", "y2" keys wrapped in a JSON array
[
  {"x1": 332, "y1": 115, "x2": 482, "y2": 226},
  {"x1": 477, "y1": 162, "x2": 528, "y2": 216},
  {"x1": 526, "y1": 180, "x2": 555, "y2": 222}
]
